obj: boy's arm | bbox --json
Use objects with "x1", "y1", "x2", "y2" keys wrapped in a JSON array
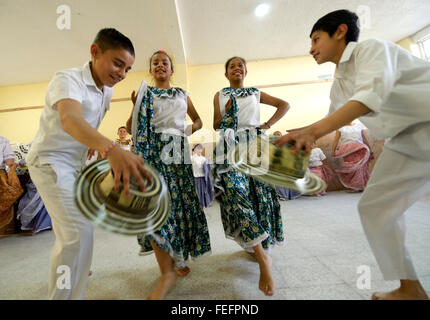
[
  {"x1": 332, "y1": 130, "x2": 341, "y2": 157},
  {"x1": 57, "y1": 99, "x2": 152, "y2": 196},
  {"x1": 274, "y1": 100, "x2": 371, "y2": 154}
]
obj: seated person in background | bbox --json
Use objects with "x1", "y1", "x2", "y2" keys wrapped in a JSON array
[
  {"x1": 332, "y1": 122, "x2": 372, "y2": 192},
  {"x1": 308, "y1": 142, "x2": 333, "y2": 196},
  {"x1": 0, "y1": 136, "x2": 23, "y2": 231},
  {"x1": 116, "y1": 126, "x2": 132, "y2": 151}
]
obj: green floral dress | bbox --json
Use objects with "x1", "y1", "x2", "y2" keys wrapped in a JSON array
[
  {"x1": 134, "y1": 86, "x2": 211, "y2": 268},
  {"x1": 213, "y1": 88, "x2": 284, "y2": 252}
]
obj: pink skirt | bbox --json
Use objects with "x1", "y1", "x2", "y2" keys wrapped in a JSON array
[
  {"x1": 333, "y1": 142, "x2": 371, "y2": 190},
  {"x1": 309, "y1": 165, "x2": 333, "y2": 195}
]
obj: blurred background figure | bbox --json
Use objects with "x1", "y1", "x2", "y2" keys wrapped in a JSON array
[
  {"x1": 116, "y1": 126, "x2": 133, "y2": 151},
  {"x1": 332, "y1": 122, "x2": 372, "y2": 192},
  {"x1": 0, "y1": 136, "x2": 23, "y2": 234},
  {"x1": 191, "y1": 144, "x2": 214, "y2": 207}
]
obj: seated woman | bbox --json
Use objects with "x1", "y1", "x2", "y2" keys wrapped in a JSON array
[
  {"x1": 0, "y1": 136, "x2": 23, "y2": 233},
  {"x1": 332, "y1": 122, "x2": 372, "y2": 192}
]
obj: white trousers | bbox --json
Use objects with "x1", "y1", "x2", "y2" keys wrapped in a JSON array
[
  {"x1": 358, "y1": 147, "x2": 430, "y2": 281},
  {"x1": 28, "y1": 158, "x2": 93, "y2": 299}
]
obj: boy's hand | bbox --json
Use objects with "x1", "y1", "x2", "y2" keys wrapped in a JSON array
[
  {"x1": 106, "y1": 146, "x2": 153, "y2": 197},
  {"x1": 87, "y1": 148, "x2": 96, "y2": 160},
  {"x1": 273, "y1": 127, "x2": 316, "y2": 155}
]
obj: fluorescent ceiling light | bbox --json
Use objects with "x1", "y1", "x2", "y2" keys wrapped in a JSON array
[{"x1": 255, "y1": 3, "x2": 270, "y2": 17}]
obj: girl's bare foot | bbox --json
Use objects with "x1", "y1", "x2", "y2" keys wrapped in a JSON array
[
  {"x1": 258, "y1": 254, "x2": 274, "y2": 296},
  {"x1": 372, "y1": 280, "x2": 429, "y2": 300},
  {"x1": 175, "y1": 266, "x2": 190, "y2": 277},
  {"x1": 146, "y1": 271, "x2": 178, "y2": 300}
]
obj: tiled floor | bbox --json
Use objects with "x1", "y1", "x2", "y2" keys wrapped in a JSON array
[{"x1": 1, "y1": 191, "x2": 429, "y2": 300}]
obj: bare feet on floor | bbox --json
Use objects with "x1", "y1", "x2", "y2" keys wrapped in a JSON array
[
  {"x1": 175, "y1": 266, "x2": 190, "y2": 277},
  {"x1": 146, "y1": 271, "x2": 178, "y2": 300},
  {"x1": 258, "y1": 254, "x2": 274, "y2": 296},
  {"x1": 372, "y1": 281, "x2": 429, "y2": 300}
]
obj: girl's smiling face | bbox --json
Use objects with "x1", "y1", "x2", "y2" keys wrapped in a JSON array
[
  {"x1": 150, "y1": 53, "x2": 173, "y2": 81},
  {"x1": 225, "y1": 57, "x2": 247, "y2": 82}
]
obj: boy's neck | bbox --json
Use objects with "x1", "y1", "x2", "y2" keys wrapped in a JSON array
[
  {"x1": 89, "y1": 62, "x2": 104, "y2": 92},
  {"x1": 334, "y1": 42, "x2": 347, "y2": 66}
]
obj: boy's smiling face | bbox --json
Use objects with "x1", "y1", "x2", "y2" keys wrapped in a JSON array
[
  {"x1": 309, "y1": 25, "x2": 348, "y2": 65},
  {"x1": 91, "y1": 44, "x2": 134, "y2": 89}
]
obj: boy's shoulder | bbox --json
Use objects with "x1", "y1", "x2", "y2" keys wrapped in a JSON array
[
  {"x1": 52, "y1": 66, "x2": 85, "y2": 82},
  {"x1": 48, "y1": 64, "x2": 92, "y2": 92},
  {"x1": 355, "y1": 38, "x2": 400, "y2": 54}
]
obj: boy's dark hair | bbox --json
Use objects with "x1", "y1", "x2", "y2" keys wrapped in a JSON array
[
  {"x1": 93, "y1": 28, "x2": 135, "y2": 57},
  {"x1": 150, "y1": 50, "x2": 174, "y2": 72},
  {"x1": 118, "y1": 126, "x2": 127, "y2": 132},
  {"x1": 310, "y1": 10, "x2": 360, "y2": 44},
  {"x1": 225, "y1": 56, "x2": 247, "y2": 73}
]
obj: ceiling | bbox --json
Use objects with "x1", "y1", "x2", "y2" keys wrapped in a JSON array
[{"x1": 1, "y1": 0, "x2": 430, "y2": 86}]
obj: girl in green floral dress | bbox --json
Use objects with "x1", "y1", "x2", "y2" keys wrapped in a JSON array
[
  {"x1": 213, "y1": 57, "x2": 290, "y2": 296},
  {"x1": 126, "y1": 51, "x2": 211, "y2": 300}
]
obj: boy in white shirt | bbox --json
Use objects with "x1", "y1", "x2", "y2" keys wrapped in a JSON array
[
  {"x1": 27, "y1": 28, "x2": 151, "y2": 299},
  {"x1": 275, "y1": 10, "x2": 430, "y2": 300}
]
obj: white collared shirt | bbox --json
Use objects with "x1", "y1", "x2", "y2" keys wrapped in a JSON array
[
  {"x1": 339, "y1": 123, "x2": 364, "y2": 145},
  {"x1": 191, "y1": 153, "x2": 207, "y2": 177},
  {"x1": 27, "y1": 62, "x2": 113, "y2": 169},
  {"x1": 328, "y1": 39, "x2": 430, "y2": 159},
  {"x1": 309, "y1": 147, "x2": 326, "y2": 167}
]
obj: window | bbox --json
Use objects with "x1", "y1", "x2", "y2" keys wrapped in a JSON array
[
  {"x1": 419, "y1": 37, "x2": 430, "y2": 61},
  {"x1": 413, "y1": 25, "x2": 430, "y2": 61}
]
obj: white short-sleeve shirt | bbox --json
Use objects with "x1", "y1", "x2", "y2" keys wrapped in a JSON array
[
  {"x1": 328, "y1": 39, "x2": 430, "y2": 159},
  {"x1": 27, "y1": 62, "x2": 113, "y2": 169},
  {"x1": 219, "y1": 89, "x2": 261, "y2": 130},
  {"x1": 339, "y1": 123, "x2": 364, "y2": 145},
  {"x1": 191, "y1": 154, "x2": 207, "y2": 177},
  {"x1": 309, "y1": 147, "x2": 326, "y2": 167}
]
